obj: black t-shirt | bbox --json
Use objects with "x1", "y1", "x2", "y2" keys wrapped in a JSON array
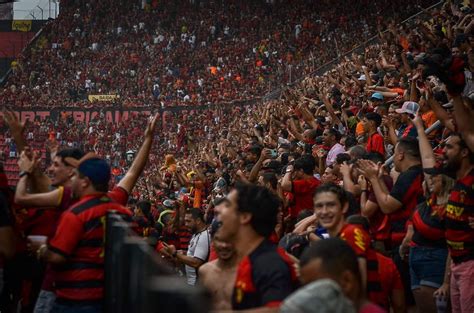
[
  {"x1": 388, "y1": 164, "x2": 425, "y2": 245},
  {"x1": 0, "y1": 191, "x2": 13, "y2": 227},
  {"x1": 232, "y1": 240, "x2": 297, "y2": 310}
]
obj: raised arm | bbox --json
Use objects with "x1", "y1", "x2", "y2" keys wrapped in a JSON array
[
  {"x1": 412, "y1": 114, "x2": 436, "y2": 170},
  {"x1": 3, "y1": 110, "x2": 27, "y2": 153},
  {"x1": 118, "y1": 113, "x2": 159, "y2": 194},
  {"x1": 15, "y1": 150, "x2": 62, "y2": 207},
  {"x1": 452, "y1": 94, "x2": 474, "y2": 152}
]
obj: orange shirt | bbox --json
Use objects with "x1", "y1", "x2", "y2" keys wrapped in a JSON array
[
  {"x1": 356, "y1": 121, "x2": 365, "y2": 137},
  {"x1": 422, "y1": 110, "x2": 437, "y2": 129}
]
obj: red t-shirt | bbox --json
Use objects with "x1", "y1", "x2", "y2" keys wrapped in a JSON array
[
  {"x1": 289, "y1": 177, "x2": 320, "y2": 218},
  {"x1": 367, "y1": 175, "x2": 393, "y2": 241},
  {"x1": 366, "y1": 133, "x2": 385, "y2": 157},
  {"x1": 359, "y1": 302, "x2": 387, "y2": 313},
  {"x1": 376, "y1": 252, "x2": 403, "y2": 311}
]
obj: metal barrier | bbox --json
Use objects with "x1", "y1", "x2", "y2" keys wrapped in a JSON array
[
  {"x1": 105, "y1": 212, "x2": 210, "y2": 313},
  {"x1": 383, "y1": 120, "x2": 442, "y2": 167}
]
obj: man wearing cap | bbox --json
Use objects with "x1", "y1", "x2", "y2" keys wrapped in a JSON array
[
  {"x1": 370, "y1": 92, "x2": 384, "y2": 104},
  {"x1": 33, "y1": 154, "x2": 132, "y2": 313},
  {"x1": 386, "y1": 101, "x2": 419, "y2": 146}
]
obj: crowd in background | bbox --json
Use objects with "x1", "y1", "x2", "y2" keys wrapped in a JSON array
[
  {"x1": 1, "y1": 0, "x2": 436, "y2": 108},
  {"x1": 0, "y1": 0, "x2": 473, "y2": 313}
]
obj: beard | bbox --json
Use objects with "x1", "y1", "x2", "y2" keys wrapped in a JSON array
[{"x1": 442, "y1": 157, "x2": 460, "y2": 178}]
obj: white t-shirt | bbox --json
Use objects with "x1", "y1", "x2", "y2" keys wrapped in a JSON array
[
  {"x1": 326, "y1": 143, "x2": 345, "y2": 167},
  {"x1": 185, "y1": 229, "x2": 210, "y2": 285}
]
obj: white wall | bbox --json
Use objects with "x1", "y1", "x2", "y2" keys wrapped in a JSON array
[{"x1": 13, "y1": 0, "x2": 59, "y2": 20}]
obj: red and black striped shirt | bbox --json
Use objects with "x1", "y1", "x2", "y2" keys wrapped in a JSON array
[
  {"x1": 412, "y1": 195, "x2": 446, "y2": 248},
  {"x1": 446, "y1": 169, "x2": 474, "y2": 264},
  {"x1": 49, "y1": 193, "x2": 132, "y2": 302},
  {"x1": 340, "y1": 224, "x2": 384, "y2": 307}
]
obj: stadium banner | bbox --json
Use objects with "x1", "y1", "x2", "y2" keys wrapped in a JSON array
[
  {"x1": 11, "y1": 20, "x2": 32, "y2": 32},
  {"x1": 88, "y1": 94, "x2": 119, "y2": 102},
  {"x1": 0, "y1": 100, "x2": 253, "y2": 124},
  {"x1": 0, "y1": 109, "x2": 153, "y2": 124}
]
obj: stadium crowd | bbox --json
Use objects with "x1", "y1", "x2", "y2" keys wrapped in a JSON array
[
  {"x1": 1, "y1": 0, "x2": 436, "y2": 108},
  {"x1": 1, "y1": 0, "x2": 474, "y2": 313}
]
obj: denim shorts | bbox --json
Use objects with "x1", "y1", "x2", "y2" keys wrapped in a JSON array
[{"x1": 409, "y1": 245, "x2": 448, "y2": 290}]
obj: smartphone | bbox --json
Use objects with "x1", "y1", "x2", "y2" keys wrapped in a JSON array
[{"x1": 270, "y1": 149, "x2": 278, "y2": 159}]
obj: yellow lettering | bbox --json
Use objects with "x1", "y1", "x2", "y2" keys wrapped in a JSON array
[
  {"x1": 100, "y1": 216, "x2": 106, "y2": 258},
  {"x1": 446, "y1": 204, "x2": 464, "y2": 217},
  {"x1": 447, "y1": 240, "x2": 464, "y2": 250},
  {"x1": 354, "y1": 228, "x2": 366, "y2": 252}
]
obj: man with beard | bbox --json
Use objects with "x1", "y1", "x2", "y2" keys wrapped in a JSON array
[
  {"x1": 440, "y1": 133, "x2": 474, "y2": 312},
  {"x1": 163, "y1": 208, "x2": 211, "y2": 286},
  {"x1": 199, "y1": 233, "x2": 237, "y2": 310},
  {"x1": 214, "y1": 183, "x2": 297, "y2": 312}
]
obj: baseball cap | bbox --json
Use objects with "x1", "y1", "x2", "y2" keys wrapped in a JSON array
[
  {"x1": 213, "y1": 177, "x2": 227, "y2": 192},
  {"x1": 370, "y1": 92, "x2": 384, "y2": 101},
  {"x1": 281, "y1": 279, "x2": 356, "y2": 313},
  {"x1": 396, "y1": 101, "x2": 419, "y2": 115},
  {"x1": 65, "y1": 152, "x2": 111, "y2": 186},
  {"x1": 423, "y1": 166, "x2": 456, "y2": 179},
  {"x1": 357, "y1": 74, "x2": 366, "y2": 81},
  {"x1": 163, "y1": 199, "x2": 175, "y2": 208}
]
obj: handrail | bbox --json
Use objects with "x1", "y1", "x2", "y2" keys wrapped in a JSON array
[
  {"x1": 0, "y1": 24, "x2": 46, "y2": 86},
  {"x1": 384, "y1": 120, "x2": 442, "y2": 167}
]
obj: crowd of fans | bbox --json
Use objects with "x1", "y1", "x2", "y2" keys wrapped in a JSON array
[
  {"x1": 1, "y1": 0, "x2": 474, "y2": 313},
  {"x1": 0, "y1": 0, "x2": 437, "y2": 108}
]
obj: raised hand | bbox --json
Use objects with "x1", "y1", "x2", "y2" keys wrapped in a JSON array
[
  {"x1": 358, "y1": 175, "x2": 368, "y2": 190},
  {"x1": 4, "y1": 110, "x2": 25, "y2": 135},
  {"x1": 144, "y1": 113, "x2": 159, "y2": 139}
]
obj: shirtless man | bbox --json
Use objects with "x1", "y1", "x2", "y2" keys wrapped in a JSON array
[{"x1": 198, "y1": 234, "x2": 237, "y2": 310}]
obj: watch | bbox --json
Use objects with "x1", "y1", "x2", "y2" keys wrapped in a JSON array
[{"x1": 19, "y1": 171, "x2": 31, "y2": 178}]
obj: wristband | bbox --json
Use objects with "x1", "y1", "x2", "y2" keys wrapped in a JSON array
[
  {"x1": 19, "y1": 171, "x2": 31, "y2": 178},
  {"x1": 361, "y1": 189, "x2": 368, "y2": 192}
]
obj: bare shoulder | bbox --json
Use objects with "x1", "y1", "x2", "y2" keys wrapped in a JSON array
[{"x1": 198, "y1": 259, "x2": 218, "y2": 277}]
